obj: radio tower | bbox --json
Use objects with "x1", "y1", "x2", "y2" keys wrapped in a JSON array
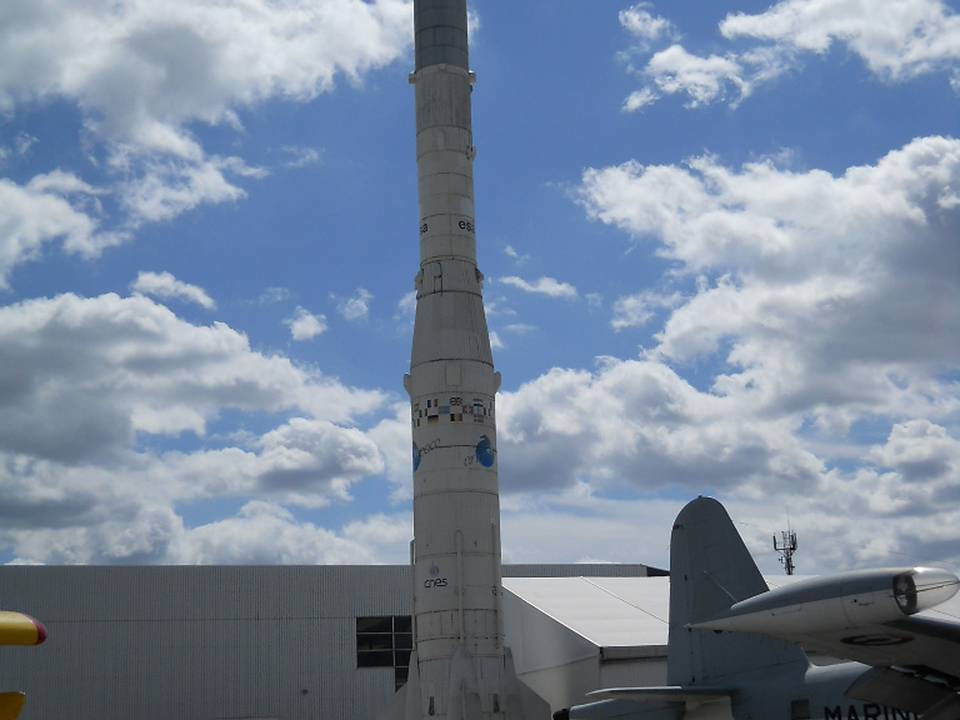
[{"x1": 774, "y1": 529, "x2": 798, "y2": 576}]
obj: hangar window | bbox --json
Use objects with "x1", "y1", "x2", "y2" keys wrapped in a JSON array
[{"x1": 356, "y1": 615, "x2": 413, "y2": 690}]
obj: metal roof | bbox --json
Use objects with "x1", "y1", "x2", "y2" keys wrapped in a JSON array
[
  {"x1": 502, "y1": 576, "x2": 671, "y2": 649},
  {"x1": 502, "y1": 575, "x2": 960, "y2": 653}
]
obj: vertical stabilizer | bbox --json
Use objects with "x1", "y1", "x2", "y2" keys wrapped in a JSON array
[{"x1": 667, "y1": 497, "x2": 808, "y2": 687}]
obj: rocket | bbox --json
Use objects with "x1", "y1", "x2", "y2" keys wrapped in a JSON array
[{"x1": 383, "y1": 1, "x2": 550, "y2": 719}]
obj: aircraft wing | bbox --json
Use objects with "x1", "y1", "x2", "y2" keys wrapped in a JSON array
[
  {"x1": 785, "y1": 613, "x2": 960, "y2": 680},
  {"x1": 556, "y1": 687, "x2": 734, "y2": 719},
  {"x1": 586, "y1": 687, "x2": 732, "y2": 706}
]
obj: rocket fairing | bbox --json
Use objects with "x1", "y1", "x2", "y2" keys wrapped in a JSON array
[{"x1": 384, "y1": 1, "x2": 549, "y2": 719}]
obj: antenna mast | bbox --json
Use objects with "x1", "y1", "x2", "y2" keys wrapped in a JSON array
[{"x1": 774, "y1": 529, "x2": 798, "y2": 575}]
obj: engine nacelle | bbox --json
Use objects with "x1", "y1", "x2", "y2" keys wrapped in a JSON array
[{"x1": 691, "y1": 567, "x2": 959, "y2": 635}]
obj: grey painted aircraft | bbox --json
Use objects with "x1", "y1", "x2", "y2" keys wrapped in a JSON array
[{"x1": 555, "y1": 497, "x2": 960, "y2": 720}]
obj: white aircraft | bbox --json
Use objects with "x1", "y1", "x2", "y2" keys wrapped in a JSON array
[{"x1": 556, "y1": 497, "x2": 960, "y2": 720}]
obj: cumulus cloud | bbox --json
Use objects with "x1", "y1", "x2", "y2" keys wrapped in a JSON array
[
  {"x1": 0, "y1": 171, "x2": 127, "y2": 287},
  {"x1": 623, "y1": 88, "x2": 659, "y2": 112},
  {"x1": 578, "y1": 136, "x2": 960, "y2": 427},
  {"x1": 623, "y1": 0, "x2": 960, "y2": 110},
  {"x1": 0, "y1": 0, "x2": 412, "y2": 227},
  {"x1": 396, "y1": 290, "x2": 416, "y2": 318},
  {"x1": 499, "y1": 275, "x2": 578, "y2": 300},
  {"x1": 869, "y1": 420, "x2": 959, "y2": 484},
  {"x1": 561, "y1": 135, "x2": 960, "y2": 569},
  {"x1": 0, "y1": 293, "x2": 380, "y2": 461},
  {"x1": 286, "y1": 306, "x2": 328, "y2": 341},
  {"x1": 504, "y1": 244, "x2": 530, "y2": 264},
  {"x1": 619, "y1": 3, "x2": 674, "y2": 47},
  {"x1": 5, "y1": 500, "x2": 411, "y2": 565},
  {"x1": 119, "y1": 155, "x2": 263, "y2": 225},
  {"x1": 282, "y1": 146, "x2": 322, "y2": 169},
  {"x1": 498, "y1": 358, "x2": 824, "y2": 495},
  {"x1": 170, "y1": 504, "x2": 410, "y2": 564},
  {"x1": 638, "y1": 44, "x2": 774, "y2": 108},
  {"x1": 336, "y1": 287, "x2": 373, "y2": 322},
  {"x1": 131, "y1": 270, "x2": 215, "y2": 309},
  {"x1": 611, "y1": 291, "x2": 683, "y2": 331},
  {"x1": 720, "y1": 0, "x2": 960, "y2": 81},
  {"x1": 0, "y1": 291, "x2": 398, "y2": 563}
]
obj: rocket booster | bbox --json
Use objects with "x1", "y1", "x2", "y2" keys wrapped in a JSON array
[
  {"x1": 407, "y1": 0, "x2": 504, "y2": 699},
  {"x1": 394, "y1": 2, "x2": 549, "y2": 719}
]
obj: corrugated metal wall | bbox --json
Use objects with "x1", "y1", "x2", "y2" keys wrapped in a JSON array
[{"x1": 0, "y1": 564, "x2": 647, "y2": 720}]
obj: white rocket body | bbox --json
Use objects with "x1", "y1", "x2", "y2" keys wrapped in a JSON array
[{"x1": 381, "y1": 2, "x2": 549, "y2": 719}]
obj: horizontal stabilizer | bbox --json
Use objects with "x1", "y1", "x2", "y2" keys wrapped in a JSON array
[
  {"x1": 0, "y1": 693, "x2": 25, "y2": 720},
  {"x1": 587, "y1": 686, "x2": 732, "y2": 706}
]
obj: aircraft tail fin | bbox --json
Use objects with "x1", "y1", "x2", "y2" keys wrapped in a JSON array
[
  {"x1": 667, "y1": 497, "x2": 808, "y2": 686},
  {"x1": 0, "y1": 693, "x2": 25, "y2": 720}
]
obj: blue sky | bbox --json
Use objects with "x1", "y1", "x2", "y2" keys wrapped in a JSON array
[{"x1": 1, "y1": 0, "x2": 958, "y2": 573}]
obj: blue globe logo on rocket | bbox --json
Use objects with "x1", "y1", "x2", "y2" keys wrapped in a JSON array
[
  {"x1": 412, "y1": 442, "x2": 421, "y2": 471},
  {"x1": 475, "y1": 435, "x2": 496, "y2": 468}
]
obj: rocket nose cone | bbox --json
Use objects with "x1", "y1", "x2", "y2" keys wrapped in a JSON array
[{"x1": 29, "y1": 616, "x2": 46, "y2": 645}]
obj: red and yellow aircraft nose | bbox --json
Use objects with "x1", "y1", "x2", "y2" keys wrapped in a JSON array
[{"x1": 0, "y1": 612, "x2": 46, "y2": 646}]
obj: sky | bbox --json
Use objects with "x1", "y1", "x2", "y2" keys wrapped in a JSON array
[{"x1": 0, "y1": 0, "x2": 958, "y2": 575}]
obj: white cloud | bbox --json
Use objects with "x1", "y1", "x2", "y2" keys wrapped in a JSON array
[
  {"x1": 119, "y1": 155, "x2": 263, "y2": 225},
  {"x1": 628, "y1": 0, "x2": 960, "y2": 111},
  {"x1": 720, "y1": 0, "x2": 960, "y2": 81},
  {"x1": 578, "y1": 137, "x2": 960, "y2": 428},
  {"x1": 131, "y1": 270, "x2": 215, "y2": 309},
  {"x1": 611, "y1": 291, "x2": 682, "y2": 331},
  {"x1": 0, "y1": 171, "x2": 127, "y2": 287},
  {"x1": 170, "y1": 504, "x2": 411, "y2": 564},
  {"x1": 286, "y1": 307, "x2": 328, "y2": 341},
  {"x1": 498, "y1": 358, "x2": 824, "y2": 496},
  {"x1": 619, "y1": 3, "x2": 674, "y2": 46},
  {"x1": 504, "y1": 323, "x2": 536, "y2": 335},
  {"x1": 499, "y1": 275, "x2": 579, "y2": 300},
  {"x1": 489, "y1": 331, "x2": 505, "y2": 350},
  {"x1": 258, "y1": 286, "x2": 291, "y2": 305},
  {"x1": 282, "y1": 146, "x2": 322, "y2": 169},
  {"x1": 559, "y1": 136, "x2": 960, "y2": 569},
  {"x1": 504, "y1": 244, "x2": 530, "y2": 264},
  {"x1": 645, "y1": 45, "x2": 751, "y2": 107},
  {"x1": 396, "y1": 290, "x2": 416, "y2": 317},
  {"x1": 0, "y1": 291, "x2": 398, "y2": 563},
  {"x1": 336, "y1": 287, "x2": 373, "y2": 322},
  {"x1": 0, "y1": 0, "x2": 412, "y2": 227},
  {"x1": 623, "y1": 88, "x2": 659, "y2": 112},
  {"x1": 0, "y1": 293, "x2": 380, "y2": 460},
  {"x1": 174, "y1": 502, "x2": 372, "y2": 564},
  {"x1": 14, "y1": 133, "x2": 37, "y2": 158},
  {"x1": 869, "y1": 420, "x2": 959, "y2": 484}
]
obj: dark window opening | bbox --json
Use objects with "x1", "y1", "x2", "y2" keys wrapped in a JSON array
[
  {"x1": 790, "y1": 699, "x2": 811, "y2": 720},
  {"x1": 357, "y1": 615, "x2": 413, "y2": 690}
]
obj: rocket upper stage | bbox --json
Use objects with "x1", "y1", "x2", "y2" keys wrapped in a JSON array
[{"x1": 414, "y1": 0, "x2": 469, "y2": 71}]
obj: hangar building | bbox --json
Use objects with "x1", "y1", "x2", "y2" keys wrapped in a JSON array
[{"x1": 0, "y1": 563, "x2": 667, "y2": 720}]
